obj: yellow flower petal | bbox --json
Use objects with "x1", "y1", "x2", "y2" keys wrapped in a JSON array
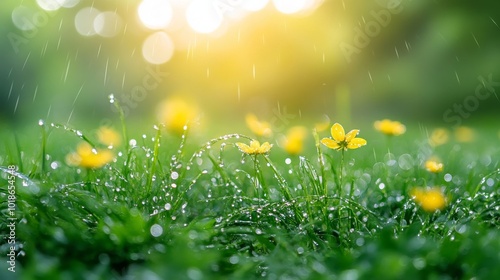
[
  {"x1": 258, "y1": 142, "x2": 272, "y2": 154},
  {"x1": 347, "y1": 138, "x2": 367, "y2": 149},
  {"x1": 320, "y1": 138, "x2": 340, "y2": 150},
  {"x1": 236, "y1": 142, "x2": 252, "y2": 154},
  {"x1": 236, "y1": 140, "x2": 272, "y2": 155},
  {"x1": 330, "y1": 123, "x2": 345, "y2": 142},
  {"x1": 345, "y1": 129, "x2": 359, "y2": 143}
]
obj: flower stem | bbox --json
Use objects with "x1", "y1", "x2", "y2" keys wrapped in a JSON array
[
  {"x1": 252, "y1": 155, "x2": 260, "y2": 202},
  {"x1": 339, "y1": 149, "x2": 345, "y2": 197}
]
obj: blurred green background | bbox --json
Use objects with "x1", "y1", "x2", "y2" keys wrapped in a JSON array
[{"x1": 1, "y1": 0, "x2": 499, "y2": 132}]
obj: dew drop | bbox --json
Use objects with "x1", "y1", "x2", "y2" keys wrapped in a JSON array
[
  {"x1": 150, "y1": 224, "x2": 163, "y2": 237},
  {"x1": 171, "y1": 172, "x2": 179, "y2": 180},
  {"x1": 129, "y1": 139, "x2": 137, "y2": 147},
  {"x1": 50, "y1": 161, "x2": 59, "y2": 170},
  {"x1": 444, "y1": 173, "x2": 452, "y2": 182}
]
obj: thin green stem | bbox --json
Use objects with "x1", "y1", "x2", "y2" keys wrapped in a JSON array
[
  {"x1": 147, "y1": 127, "x2": 162, "y2": 194},
  {"x1": 40, "y1": 124, "x2": 46, "y2": 176},
  {"x1": 339, "y1": 149, "x2": 345, "y2": 197},
  {"x1": 313, "y1": 129, "x2": 327, "y2": 199},
  {"x1": 252, "y1": 155, "x2": 260, "y2": 204}
]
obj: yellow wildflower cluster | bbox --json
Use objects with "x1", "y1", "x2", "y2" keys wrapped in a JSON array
[
  {"x1": 157, "y1": 98, "x2": 199, "y2": 135},
  {"x1": 411, "y1": 187, "x2": 447, "y2": 212},
  {"x1": 425, "y1": 158, "x2": 444, "y2": 173},
  {"x1": 66, "y1": 126, "x2": 120, "y2": 169},
  {"x1": 66, "y1": 142, "x2": 114, "y2": 169},
  {"x1": 281, "y1": 126, "x2": 308, "y2": 155},
  {"x1": 374, "y1": 119, "x2": 406, "y2": 136}
]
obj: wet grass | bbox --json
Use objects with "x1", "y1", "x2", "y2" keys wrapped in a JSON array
[{"x1": 1, "y1": 119, "x2": 499, "y2": 279}]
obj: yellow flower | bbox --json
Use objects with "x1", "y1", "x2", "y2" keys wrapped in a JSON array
[
  {"x1": 425, "y1": 158, "x2": 444, "y2": 173},
  {"x1": 97, "y1": 126, "x2": 121, "y2": 147},
  {"x1": 66, "y1": 142, "x2": 114, "y2": 169},
  {"x1": 321, "y1": 123, "x2": 367, "y2": 151},
  {"x1": 245, "y1": 114, "x2": 272, "y2": 137},
  {"x1": 374, "y1": 119, "x2": 406, "y2": 136},
  {"x1": 411, "y1": 187, "x2": 447, "y2": 212},
  {"x1": 454, "y1": 126, "x2": 474, "y2": 143},
  {"x1": 429, "y1": 128, "x2": 449, "y2": 147},
  {"x1": 281, "y1": 126, "x2": 308, "y2": 155},
  {"x1": 157, "y1": 98, "x2": 199, "y2": 135},
  {"x1": 314, "y1": 115, "x2": 330, "y2": 132},
  {"x1": 236, "y1": 140, "x2": 272, "y2": 155}
]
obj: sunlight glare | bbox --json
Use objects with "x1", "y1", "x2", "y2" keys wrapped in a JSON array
[
  {"x1": 186, "y1": 0, "x2": 223, "y2": 34},
  {"x1": 138, "y1": 0, "x2": 173, "y2": 30},
  {"x1": 243, "y1": 0, "x2": 270, "y2": 11},
  {"x1": 272, "y1": 0, "x2": 308, "y2": 14}
]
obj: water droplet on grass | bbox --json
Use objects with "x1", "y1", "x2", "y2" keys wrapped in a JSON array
[
  {"x1": 444, "y1": 173, "x2": 452, "y2": 182},
  {"x1": 171, "y1": 171, "x2": 179, "y2": 180},
  {"x1": 150, "y1": 224, "x2": 163, "y2": 237},
  {"x1": 129, "y1": 139, "x2": 137, "y2": 147}
]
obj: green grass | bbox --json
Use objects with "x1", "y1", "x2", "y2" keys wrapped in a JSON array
[{"x1": 1, "y1": 118, "x2": 499, "y2": 280}]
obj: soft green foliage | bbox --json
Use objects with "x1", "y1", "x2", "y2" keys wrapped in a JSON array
[{"x1": 1, "y1": 120, "x2": 499, "y2": 279}]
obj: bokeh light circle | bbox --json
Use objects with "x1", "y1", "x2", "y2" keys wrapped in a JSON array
[
  {"x1": 11, "y1": 6, "x2": 36, "y2": 31},
  {"x1": 243, "y1": 0, "x2": 270, "y2": 11},
  {"x1": 142, "y1": 31, "x2": 175, "y2": 64},
  {"x1": 186, "y1": 0, "x2": 223, "y2": 34},
  {"x1": 75, "y1": 7, "x2": 100, "y2": 36},
  {"x1": 36, "y1": 0, "x2": 62, "y2": 11},
  {"x1": 94, "y1": 11, "x2": 122, "y2": 37},
  {"x1": 272, "y1": 0, "x2": 308, "y2": 14},
  {"x1": 138, "y1": 0, "x2": 173, "y2": 30},
  {"x1": 60, "y1": 0, "x2": 80, "y2": 8}
]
